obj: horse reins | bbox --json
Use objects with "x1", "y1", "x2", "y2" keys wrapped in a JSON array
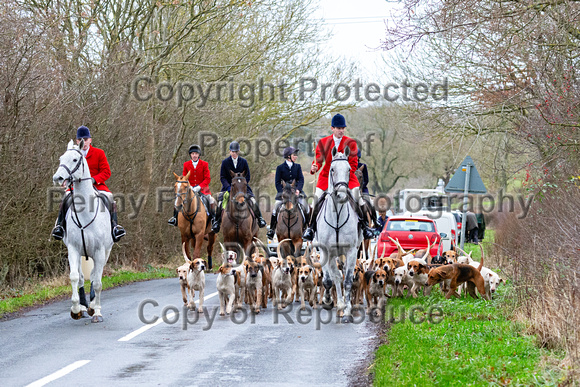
[
  {"x1": 61, "y1": 148, "x2": 101, "y2": 259},
  {"x1": 324, "y1": 157, "x2": 353, "y2": 247},
  {"x1": 175, "y1": 180, "x2": 200, "y2": 236}
]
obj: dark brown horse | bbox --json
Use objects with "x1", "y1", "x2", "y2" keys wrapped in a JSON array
[
  {"x1": 173, "y1": 172, "x2": 216, "y2": 266},
  {"x1": 275, "y1": 180, "x2": 305, "y2": 257},
  {"x1": 221, "y1": 171, "x2": 259, "y2": 257}
]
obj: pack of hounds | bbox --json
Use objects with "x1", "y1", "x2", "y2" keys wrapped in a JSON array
[{"x1": 177, "y1": 236, "x2": 504, "y2": 317}]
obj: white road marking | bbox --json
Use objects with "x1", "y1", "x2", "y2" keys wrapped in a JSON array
[
  {"x1": 118, "y1": 291, "x2": 219, "y2": 342},
  {"x1": 25, "y1": 360, "x2": 91, "y2": 387}
]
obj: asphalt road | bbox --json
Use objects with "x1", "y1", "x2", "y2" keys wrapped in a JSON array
[{"x1": 0, "y1": 276, "x2": 380, "y2": 386}]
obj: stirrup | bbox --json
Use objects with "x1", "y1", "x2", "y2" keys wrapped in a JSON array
[
  {"x1": 257, "y1": 217, "x2": 267, "y2": 228},
  {"x1": 266, "y1": 228, "x2": 275, "y2": 239},
  {"x1": 211, "y1": 220, "x2": 221, "y2": 234},
  {"x1": 51, "y1": 225, "x2": 64, "y2": 240},
  {"x1": 113, "y1": 226, "x2": 126, "y2": 242}
]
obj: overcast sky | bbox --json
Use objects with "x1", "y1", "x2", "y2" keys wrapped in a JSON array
[{"x1": 314, "y1": 0, "x2": 399, "y2": 79}]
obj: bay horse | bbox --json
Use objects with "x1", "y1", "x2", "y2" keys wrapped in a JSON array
[
  {"x1": 52, "y1": 140, "x2": 112, "y2": 323},
  {"x1": 173, "y1": 172, "x2": 215, "y2": 268},
  {"x1": 275, "y1": 180, "x2": 305, "y2": 257},
  {"x1": 316, "y1": 146, "x2": 362, "y2": 323},
  {"x1": 354, "y1": 165, "x2": 375, "y2": 260},
  {"x1": 221, "y1": 171, "x2": 259, "y2": 257}
]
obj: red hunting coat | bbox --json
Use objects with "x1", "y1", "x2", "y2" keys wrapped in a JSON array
[
  {"x1": 86, "y1": 146, "x2": 111, "y2": 192},
  {"x1": 183, "y1": 159, "x2": 212, "y2": 195},
  {"x1": 311, "y1": 135, "x2": 359, "y2": 191}
]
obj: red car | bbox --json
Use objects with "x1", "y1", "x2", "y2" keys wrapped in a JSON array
[{"x1": 376, "y1": 216, "x2": 442, "y2": 258}]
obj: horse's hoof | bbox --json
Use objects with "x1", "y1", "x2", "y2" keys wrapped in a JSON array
[
  {"x1": 341, "y1": 315, "x2": 353, "y2": 324},
  {"x1": 91, "y1": 315, "x2": 103, "y2": 323},
  {"x1": 87, "y1": 308, "x2": 95, "y2": 316},
  {"x1": 71, "y1": 311, "x2": 83, "y2": 320}
]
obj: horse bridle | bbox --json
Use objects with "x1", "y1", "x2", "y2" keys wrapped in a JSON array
[
  {"x1": 329, "y1": 157, "x2": 351, "y2": 192},
  {"x1": 174, "y1": 179, "x2": 200, "y2": 224},
  {"x1": 59, "y1": 148, "x2": 91, "y2": 186}
]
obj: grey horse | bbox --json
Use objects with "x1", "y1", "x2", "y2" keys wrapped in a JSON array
[
  {"x1": 315, "y1": 146, "x2": 362, "y2": 322},
  {"x1": 52, "y1": 140, "x2": 113, "y2": 323}
]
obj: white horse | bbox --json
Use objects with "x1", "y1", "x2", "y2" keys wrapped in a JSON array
[
  {"x1": 315, "y1": 146, "x2": 362, "y2": 323},
  {"x1": 52, "y1": 139, "x2": 113, "y2": 323}
]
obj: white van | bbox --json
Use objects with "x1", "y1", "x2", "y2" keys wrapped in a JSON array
[{"x1": 403, "y1": 210, "x2": 458, "y2": 253}]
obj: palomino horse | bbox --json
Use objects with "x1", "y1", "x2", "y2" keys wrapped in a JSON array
[
  {"x1": 275, "y1": 180, "x2": 305, "y2": 257},
  {"x1": 52, "y1": 140, "x2": 112, "y2": 323},
  {"x1": 316, "y1": 146, "x2": 362, "y2": 323},
  {"x1": 173, "y1": 172, "x2": 215, "y2": 268},
  {"x1": 221, "y1": 171, "x2": 259, "y2": 256},
  {"x1": 354, "y1": 165, "x2": 375, "y2": 260}
]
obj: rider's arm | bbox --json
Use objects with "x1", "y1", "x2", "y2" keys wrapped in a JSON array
[
  {"x1": 92, "y1": 148, "x2": 111, "y2": 185},
  {"x1": 311, "y1": 140, "x2": 324, "y2": 174},
  {"x1": 200, "y1": 161, "x2": 211, "y2": 189},
  {"x1": 362, "y1": 163, "x2": 369, "y2": 190},
  {"x1": 347, "y1": 139, "x2": 358, "y2": 172},
  {"x1": 275, "y1": 165, "x2": 283, "y2": 193},
  {"x1": 296, "y1": 164, "x2": 305, "y2": 192},
  {"x1": 220, "y1": 160, "x2": 230, "y2": 191},
  {"x1": 243, "y1": 158, "x2": 251, "y2": 183}
]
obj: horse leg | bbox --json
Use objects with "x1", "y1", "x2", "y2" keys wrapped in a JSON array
[
  {"x1": 206, "y1": 232, "x2": 216, "y2": 271},
  {"x1": 321, "y1": 269, "x2": 333, "y2": 310},
  {"x1": 182, "y1": 235, "x2": 192, "y2": 261},
  {"x1": 193, "y1": 230, "x2": 204, "y2": 259},
  {"x1": 328, "y1": 259, "x2": 345, "y2": 314},
  {"x1": 89, "y1": 248, "x2": 107, "y2": 323},
  {"x1": 342, "y1": 265, "x2": 355, "y2": 323},
  {"x1": 69, "y1": 250, "x2": 83, "y2": 320}
]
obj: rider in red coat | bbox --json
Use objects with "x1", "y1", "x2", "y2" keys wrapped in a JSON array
[
  {"x1": 168, "y1": 144, "x2": 216, "y2": 226},
  {"x1": 302, "y1": 114, "x2": 375, "y2": 241},
  {"x1": 51, "y1": 126, "x2": 126, "y2": 242}
]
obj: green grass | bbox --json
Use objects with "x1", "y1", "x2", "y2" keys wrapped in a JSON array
[
  {"x1": 372, "y1": 279, "x2": 565, "y2": 386},
  {"x1": 0, "y1": 266, "x2": 173, "y2": 318}
]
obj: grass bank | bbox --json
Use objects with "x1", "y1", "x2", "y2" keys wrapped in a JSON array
[
  {"x1": 372, "y1": 240, "x2": 566, "y2": 386},
  {"x1": 0, "y1": 266, "x2": 173, "y2": 318}
]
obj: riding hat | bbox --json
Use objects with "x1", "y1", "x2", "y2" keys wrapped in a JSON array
[
  {"x1": 229, "y1": 141, "x2": 240, "y2": 152},
  {"x1": 283, "y1": 146, "x2": 298, "y2": 159},
  {"x1": 188, "y1": 144, "x2": 202, "y2": 155},
  {"x1": 331, "y1": 113, "x2": 346, "y2": 128},
  {"x1": 76, "y1": 126, "x2": 91, "y2": 139}
]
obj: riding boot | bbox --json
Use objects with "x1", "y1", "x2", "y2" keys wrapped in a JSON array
[
  {"x1": 267, "y1": 212, "x2": 277, "y2": 239},
  {"x1": 355, "y1": 201, "x2": 375, "y2": 240},
  {"x1": 251, "y1": 200, "x2": 267, "y2": 228},
  {"x1": 168, "y1": 208, "x2": 178, "y2": 227},
  {"x1": 303, "y1": 194, "x2": 325, "y2": 241},
  {"x1": 111, "y1": 203, "x2": 126, "y2": 242},
  {"x1": 51, "y1": 194, "x2": 72, "y2": 240},
  {"x1": 212, "y1": 200, "x2": 223, "y2": 233}
]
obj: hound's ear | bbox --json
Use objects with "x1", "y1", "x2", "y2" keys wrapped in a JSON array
[
  {"x1": 176, "y1": 268, "x2": 179, "y2": 274},
  {"x1": 499, "y1": 278, "x2": 505, "y2": 284},
  {"x1": 203, "y1": 260, "x2": 208, "y2": 269},
  {"x1": 332, "y1": 146, "x2": 337, "y2": 157},
  {"x1": 344, "y1": 146, "x2": 350, "y2": 157},
  {"x1": 173, "y1": 172, "x2": 180, "y2": 179}
]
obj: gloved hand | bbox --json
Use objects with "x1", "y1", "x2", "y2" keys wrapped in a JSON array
[{"x1": 193, "y1": 185, "x2": 201, "y2": 193}]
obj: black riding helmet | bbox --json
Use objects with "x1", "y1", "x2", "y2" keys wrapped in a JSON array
[
  {"x1": 188, "y1": 144, "x2": 202, "y2": 155},
  {"x1": 283, "y1": 146, "x2": 298, "y2": 159}
]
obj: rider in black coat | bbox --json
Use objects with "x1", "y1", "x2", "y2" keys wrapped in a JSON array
[{"x1": 267, "y1": 146, "x2": 309, "y2": 239}]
